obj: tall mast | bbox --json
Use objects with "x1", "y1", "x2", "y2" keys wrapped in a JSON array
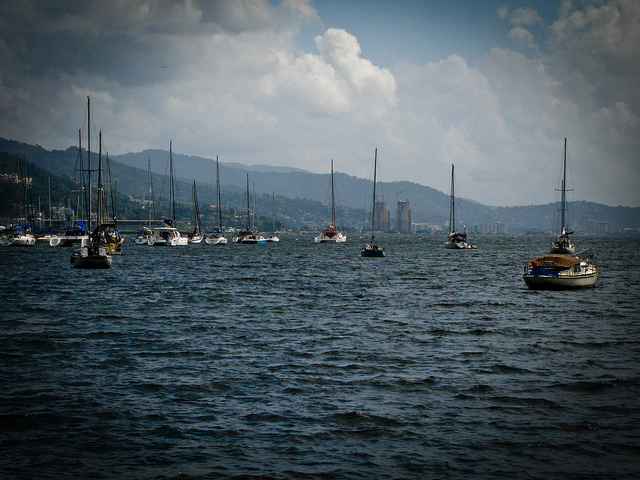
[
  {"x1": 216, "y1": 156, "x2": 222, "y2": 229},
  {"x1": 87, "y1": 96, "x2": 92, "y2": 231},
  {"x1": 169, "y1": 141, "x2": 174, "y2": 224},
  {"x1": 246, "y1": 174, "x2": 250, "y2": 230},
  {"x1": 148, "y1": 159, "x2": 154, "y2": 225},
  {"x1": 331, "y1": 159, "x2": 335, "y2": 226},
  {"x1": 371, "y1": 148, "x2": 377, "y2": 242},
  {"x1": 449, "y1": 164, "x2": 455, "y2": 234},
  {"x1": 97, "y1": 130, "x2": 103, "y2": 226},
  {"x1": 560, "y1": 137, "x2": 567, "y2": 234}
]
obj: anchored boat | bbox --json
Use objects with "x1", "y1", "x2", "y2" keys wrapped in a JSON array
[{"x1": 523, "y1": 252, "x2": 598, "y2": 290}]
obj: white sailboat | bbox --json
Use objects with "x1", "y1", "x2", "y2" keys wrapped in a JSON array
[
  {"x1": 523, "y1": 252, "x2": 597, "y2": 289},
  {"x1": 444, "y1": 164, "x2": 476, "y2": 249},
  {"x1": 148, "y1": 141, "x2": 188, "y2": 246},
  {"x1": 315, "y1": 159, "x2": 346, "y2": 243},
  {"x1": 134, "y1": 160, "x2": 153, "y2": 245},
  {"x1": 205, "y1": 156, "x2": 228, "y2": 245},
  {"x1": 266, "y1": 192, "x2": 280, "y2": 242},
  {"x1": 361, "y1": 148, "x2": 384, "y2": 257},
  {"x1": 550, "y1": 138, "x2": 575, "y2": 255}
]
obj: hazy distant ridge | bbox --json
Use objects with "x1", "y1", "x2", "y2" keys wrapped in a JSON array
[{"x1": 1, "y1": 138, "x2": 638, "y2": 233}]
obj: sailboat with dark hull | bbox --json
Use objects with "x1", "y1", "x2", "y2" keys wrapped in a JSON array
[
  {"x1": 444, "y1": 164, "x2": 476, "y2": 249},
  {"x1": 188, "y1": 181, "x2": 203, "y2": 244},
  {"x1": 361, "y1": 148, "x2": 384, "y2": 257},
  {"x1": 315, "y1": 160, "x2": 346, "y2": 243},
  {"x1": 71, "y1": 97, "x2": 119, "y2": 268},
  {"x1": 233, "y1": 174, "x2": 266, "y2": 244},
  {"x1": 550, "y1": 138, "x2": 575, "y2": 255}
]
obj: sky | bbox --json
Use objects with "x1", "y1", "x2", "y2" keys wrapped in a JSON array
[{"x1": 0, "y1": 0, "x2": 638, "y2": 207}]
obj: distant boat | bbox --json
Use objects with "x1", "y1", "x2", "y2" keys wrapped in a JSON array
[
  {"x1": 134, "y1": 159, "x2": 154, "y2": 245},
  {"x1": 361, "y1": 148, "x2": 384, "y2": 257},
  {"x1": 71, "y1": 101, "x2": 118, "y2": 269},
  {"x1": 266, "y1": 192, "x2": 280, "y2": 242},
  {"x1": 444, "y1": 164, "x2": 476, "y2": 249},
  {"x1": 315, "y1": 159, "x2": 346, "y2": 243},
  {"x1": 523, "y1": 252, "x2": 597, "y2": 289},
  {"x1": 0, "y1": 225, "x2": 36, "y2": 247},
  {"x1": 50, "y1": 224, "x2": 90, "y2": 247},
  {"x1": 205, "y1": 156, "x2": 228, "y2": 245},
  {"x1": 188, "y1": 181, "x2": 203, "y2": 244},
  {"x1": 550, "y1": 138, "x2": 575, "y2": 255},
  {"x1": 233, "y1": 174, "x2": 266, "y2": 244},
  {"x1": 148, "y1": 142, "x2": 188, "y2": 246}
]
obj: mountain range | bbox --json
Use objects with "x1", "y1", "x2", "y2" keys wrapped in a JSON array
[{"x1": 1, "y1": 137, "x2": 638, "y2": 234}]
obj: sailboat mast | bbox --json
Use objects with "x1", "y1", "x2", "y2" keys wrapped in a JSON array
[
  {"x1": 87, "y1": 96, "x2": 92, "y2": 231},
  {"x1": 331, "y1": 159, "x2": 335, "y2": 226},
  {"x1": 148, "y1": 159, "x2": 156, "y2": 225},
  {"x1": 246, "y1": 174, "x2": 250, "y2": 230},
  {"x1": 170, "y1": 141, "x2": 175, "y2": 224},
  {"x1": 97, "y1": 131, "x2": 103, "y2": 226},
  {"x1": 216, "y1": 156, "x2": 222, "y2": 229},
  {"x1": 449, "y1": 164, "x2": 455, "y2": 234},
  {"x1": 560, "y1": 137, "x2": 567, "y2": 234},
  {"x1": 371, "y1": 149, "x2": 377, "y2": 242}
]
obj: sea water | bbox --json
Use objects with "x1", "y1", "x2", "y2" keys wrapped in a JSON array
[{"x1": 1, "y1": 235, "x2": 639, "y2": 479}]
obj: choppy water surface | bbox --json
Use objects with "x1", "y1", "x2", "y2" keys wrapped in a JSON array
[{"x1": 1, "y1": 235, "x2": 639, "y2": 479}]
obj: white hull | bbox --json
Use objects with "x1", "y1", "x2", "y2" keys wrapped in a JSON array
[
  {"x1": 523, "y1": 271, "x2": 598, "y2": 289},
  {"x1": 1, "y1": 234, "x2": 36, "y2": 246},
  {"x1": 205, "y1": 235, "x2": 228, "y2": 245},
  {"x1": 188, "y1": 235, "x2": 204, "y2": 244},
  {"x1": 523, "y1": 254, "x2": 598, "y2": 290},
  {"x1": 314, "y1": 231, "x2": 346, "y2": 243},
  {"x1": 444, "y1": 240, "x2": 476, "y2": 249},
  {"x1": 50, "y1": 234, "x2": 89, "y2": 247},
  {"x1": 148, "y1": 226, "x2": 188, "y2": 246}
]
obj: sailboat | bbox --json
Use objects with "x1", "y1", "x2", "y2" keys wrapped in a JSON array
[
  {"x1": 361, "y1": 148, "x2": 385, "y2": 257},
  {"x1": 71, "y1": 99, "x2": 119, "y2": 269},
  {"x1": 205, "y1": 156, "x2": 228, "y2": 245},
  {"x1": 188, "y1": 181, "x2": 203, "y2": 244},
  {"x1": 523, "y1": 251, "x2": 598, "y2": 289},
  {"x1": 134, "y1": 160, "x2": 153, "y2": 245},
  {"x1": 266, "y1": 192, "x2": 280, "y2": 242},
  {"x1": 550, "y1": 138, "x2": 575, "y2": 254},
  {"x1": 444, "y1": 164, "x2": 476, "y2": 249},
  {"x1": 315, "y1": 160, "x2": 347, "y2": 243},
  {"x1": 232, "y1": 174, "x2": 266, "y2": 244},
  {"x1": 148, "y1": 141, "x2": 188, "y2": 246}
]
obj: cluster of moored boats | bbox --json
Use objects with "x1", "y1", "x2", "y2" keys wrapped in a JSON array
[{"x1": 2, "y1": 115, "x2": 598, "y2": 288}]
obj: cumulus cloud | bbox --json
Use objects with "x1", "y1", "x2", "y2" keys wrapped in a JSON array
[{"x1": 262, "y1": 28, "x2": 397, "y2": 122}]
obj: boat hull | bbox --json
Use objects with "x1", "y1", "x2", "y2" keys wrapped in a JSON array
[
  {"x1": 361, "y1": 244, "x2": 385, "y2": 257},
  {"x1": 444, "y1": 240, "x2": 476, "y2": 249},
  {"x1": 1, "y1": 234, "x2": 36, "y2": 246},
  {"x1": 205, "y1": 235, "x2": 228, "y2": 245},
  {"x1": 523, "y1": 271, "x2": 598, "y2": 290},
  {"x1": 71, "y1": 246, "x2": 112, "y2": 269}
]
